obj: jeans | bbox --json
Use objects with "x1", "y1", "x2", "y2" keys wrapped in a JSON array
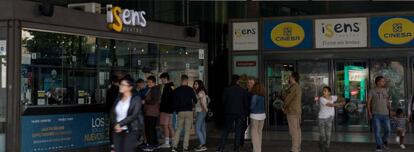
[
  {"x1": 318, "y1": 116, "x2": 333, "y2": 152},
  {"x1": 218, "y1": 114, "x2": 245, "y2": 151},
  {"x1": 372, "y1": 114, "x2": 391, "y2": 147},
  {"x1": 196, "y1": 112, "x2": 207, "y2": 145}
]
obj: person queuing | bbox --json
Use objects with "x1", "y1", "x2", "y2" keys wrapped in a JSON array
[
  {"x1": 111, "y1": 77, "x2": 144, "y2": 152},
  {"x1": 368, "y1": 76, "x2": 392, "y2": 152},
  {"x1": 171, "y1": 75, "x2": 198, "y2": 152},
  {"x1": 159, "y1": 73, "x2": 176, "y2": 149},
  {"x1": 194, "y1": 80, "x2": 208, "y2": 152},
  {"x1": 142, "y1": 76, "x2": 162, "y2": 151},
  {"x1": 136, "y1": 78, "x2": 149, "y2": 99},
  {"x1": 216, "y1": 75, "x2": 249, "y2": 152},
  {"x1": 249, "y1": 82, "x2": 266, "y2": 152},
  {"x1": 281, "y1": 72, "x2": 302, "y2": 152},
  {"x1": 316, "y1": 86, "x2": 345, "y2": 152}
]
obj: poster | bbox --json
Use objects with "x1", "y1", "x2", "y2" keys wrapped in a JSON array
[
  {"x1": 315, "y1": 18, "x2": 367, "y2": 48},
  {"x1": 232, "y1": 22, "x2": 259, "y2": 51},
  {"x1": 0, "y1": 40, "x2": 5, "y2": 55},
  {"x1": 21, "y1": 113, "x2": 110, "y2": 152},
  {"x1": 232, "y1": 55, "x2": 258, "y2": 78}
]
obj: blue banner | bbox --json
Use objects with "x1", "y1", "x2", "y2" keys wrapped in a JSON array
[
  {"x1": 263, "y1": 20, "x2": 313, "y2": 50},
  {"x1": 21, "y1": 113, "x2": 110, "y2": 152},
  {"x1": 371, "y1": 16, "x2": 414, "y2": 47}
]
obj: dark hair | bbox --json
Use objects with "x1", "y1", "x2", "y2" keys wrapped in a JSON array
[
  {"x1": 251, "y1": 83, "x2": 266, "y2": 96},
  {"x1": 396, "y1": 108, "x2": 404, "y2": 115},
  {"x1": 147, "y1": 76, "x2": 156, "y2": 83},
  {"x1": 160, "y1": 73, "x2": 170, "y2": 80},
  {"x1": 375, "y1": 76, "x2": 385, "y2": 85},
  {"x1": 110, "y1": 74, "x2": 119, "y2": 83},
  {"x1": 231, "y1": 75, "x2": 240, "y2": 85},
  {"x1": 291, "y1": 72, "x2": 300, "y2": 83},
  {"x1": 136, "y1": 78, "x2": 145, "y2": 84},
  {"x1": 194, "y1": 80, "x2": 208, "y2": 95},
  {"x1": 323, "y1": 86, "x2": 332, "y2": 93},
  {"x1": 181, "y1": 74, "x2": 189, "y2": 81},
  {"x1": 120, "y1": 77, "x2": 135, "y2": 87}
]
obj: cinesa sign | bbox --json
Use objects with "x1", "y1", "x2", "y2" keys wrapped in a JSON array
[{"x1": 106, "y1": 5, "x2": 147, "y2": 32}]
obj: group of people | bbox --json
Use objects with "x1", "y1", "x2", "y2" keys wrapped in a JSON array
[
  {"x1": 107, "y1": 72, "x2": 209, "y2": 152},
  {"x1": 107, "y1": 70, "x2": 412, "y2": 152}
]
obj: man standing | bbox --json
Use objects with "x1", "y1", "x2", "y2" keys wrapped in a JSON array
[
  {"x1": 136, "y1": 78, "x2": 149, "y2": 99},
  {"x1": 142, "y1": 76, "x2": 161, "y2": 151},
  {"x1": 368, "y1": 76, "x2": 391, "y2": 152},
  {"x1": 158, "y1": 73, "x2": 175, "y2": 148},
  {"x1": 216, "y1": 75, "x2": 249, "y2": 152},
  {"x1": 171, "y1": 75, "x2": 198, "y2": 152},
  {"x1": 282, "y1": 72, "x2": 302, "y2": 152}
]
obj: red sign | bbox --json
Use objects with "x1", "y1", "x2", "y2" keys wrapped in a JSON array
[{"x1": 236, "y1": 61, "x2": 256, "y2": 67}]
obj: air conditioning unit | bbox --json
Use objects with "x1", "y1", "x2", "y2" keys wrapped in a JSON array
[{"x1": 68, "y1": 3, "x2": 101, "y2": 14}]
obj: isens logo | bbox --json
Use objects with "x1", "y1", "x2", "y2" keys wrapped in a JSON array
[
  {"x1": 271, "y1": 22, "x2": 304, "y2": 48},
  {"x1": 106, "y1": 5, "x2": 147, "y2": 32},
  {"x1": 378, "y1": 18, "x2": 414, "y2": 45},
  {"x1": 321, "y1": 22, "x2": 360, "y2": 38},
  {"x1": 234, "y1": 28, "x2": 256, "y2": 38}
]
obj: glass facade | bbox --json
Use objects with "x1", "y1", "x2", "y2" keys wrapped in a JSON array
[
  {"x1": 0, "y1": 24, "x2": 6, "y2": 152},
  {"x1": 21, "y1": 29, "x2": 205, "y2": 106}
]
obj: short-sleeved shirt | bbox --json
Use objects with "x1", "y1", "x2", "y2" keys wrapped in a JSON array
[
  {"x1": 395, "y1": 117, "x2": 409, "y2": 129},
  {"x1": 369, "y1": 88, "x2": 390, "y2": 115},
  {"x1": 318, "y1": 95, "x2": 338, "y2": 119}
]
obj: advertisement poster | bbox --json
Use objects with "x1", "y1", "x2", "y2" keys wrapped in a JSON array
[
  {"x1": 21, "y1": 113, "x2": 110, "y2": 152},
  {"x1": 263, "y1": 20, "x2": 313, "y2": 50},
  {"x1": 232, "y1": 55, "x2": 258, "y2": 78},
  {"x1": 232, "y1": 22, "x2": 259, "y2": 51},
  {"x1": 371, "y1": 16, "x2": 414, "y2": 47},
  {"x1": 315, "y1": 18, "x2": 367, "y2": 48}
]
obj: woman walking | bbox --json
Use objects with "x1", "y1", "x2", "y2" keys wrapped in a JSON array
[
  {"x1": 193, "y1": 80, "x2": 209, "y2": 152},
  {"x1": 250, "y1": 83, "x2": 266, "y2": 152},
  {"x1": 111, "y1": 77, "x2": 144, "y2": 152}
]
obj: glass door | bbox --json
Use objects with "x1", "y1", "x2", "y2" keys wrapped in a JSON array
[
  {"x1": 297, "y1": 61, "x2": 330, "y2": 131},
  {"x1": 266, "y1": 62, "x2": 294, "y2": 131},
  {"x1": 335, "y1": 61, "x2": 369, "y2": 132}
]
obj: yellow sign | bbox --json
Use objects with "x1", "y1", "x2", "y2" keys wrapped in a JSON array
[
  {"x1": 270, "y1": 22, "x2": 305, "y2": 48},
  {"x1": 378, "y1": 18, "x2": 414, "y2": 45}
]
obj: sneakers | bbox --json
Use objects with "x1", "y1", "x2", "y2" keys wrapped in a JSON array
[
  {"x1": 194, "y1": 145, "x2": 208, "y2": 152},
  {"x1": 400, "y1": 144, "x2": 406, "y2": 149},
  {"x1": 376, "y1": 145, "x2": 383, "y2": 152},
  {"x1": 171, "y1": 147, "x2": 178, "y2": 152},
  {"x1": 142, "y1": 147, "x2": 154, "y2": 152},
  {"x1": 396, "y1": 136, "x2": 400, "y2": 144},
  {"x1": 159, "y1": 143, "x2": 172, "y2": 149}
]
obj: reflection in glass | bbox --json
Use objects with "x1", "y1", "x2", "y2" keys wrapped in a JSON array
[
  {"x1": 335, "y1": 62, "x2": 369, "y2": 131},
  {"x1": 370, "y1": 60, "x2": 405, "y2": 112},
  {"x1": 266, "y1": 63, "x2": 294, "y2": 130},
  {"x1": 298, "y1": 61, "x2": 329, "y2": 129}
]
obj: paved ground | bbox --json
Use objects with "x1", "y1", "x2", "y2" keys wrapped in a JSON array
[{"x1": 137, "y1": 138, "x2": 414, "y2": 152}]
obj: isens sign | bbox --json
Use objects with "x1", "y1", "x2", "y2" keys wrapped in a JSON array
[{"x1": 106, "y1": 5, "x2": 147, "y2": 32}]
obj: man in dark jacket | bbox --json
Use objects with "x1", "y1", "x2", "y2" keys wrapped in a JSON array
[
  {"x1": 216, "y1": 75, "x2": 250, "y2": 152},
  {"x1": 142, "y1": 76, "x2": 162, "y2": 151},
  {"x1": 171, "y1": 75, "x2": 198, "y2": 152},
  {"x1": 159, "y1": 73, "x2": 175, "y2": 148}
]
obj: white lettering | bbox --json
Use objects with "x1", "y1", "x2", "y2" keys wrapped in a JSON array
[{"x1": 122, "y1": 9, "x2": 132, "y2": 25}]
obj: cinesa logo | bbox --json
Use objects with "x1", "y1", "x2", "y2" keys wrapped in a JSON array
[
  {"x1": 106, "y1": 5, "x2": 147, "y2": 32},
  {"x1": 271, "y1": 22, "x2": 304, "y2": 48},
  {"x1": 378, "y1": 18, "x2": 414, "y2": 45},
  {"x1": 234, "y1": 28, "x2": 256, "y2": 38},
  {"x1": 92, "y1": 117, "x2": 105, "y2": 128},
  {"x1": 321, "y1": 22, "x2": 360, "y2": 38}
]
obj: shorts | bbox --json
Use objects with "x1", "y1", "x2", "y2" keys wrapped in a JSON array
[
  {"x1": 397, "y1": 128, "x2": 406, "y2": 136},
  {"x1": 160, "y1": 112, "x2": 173, "y2": 125}
]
